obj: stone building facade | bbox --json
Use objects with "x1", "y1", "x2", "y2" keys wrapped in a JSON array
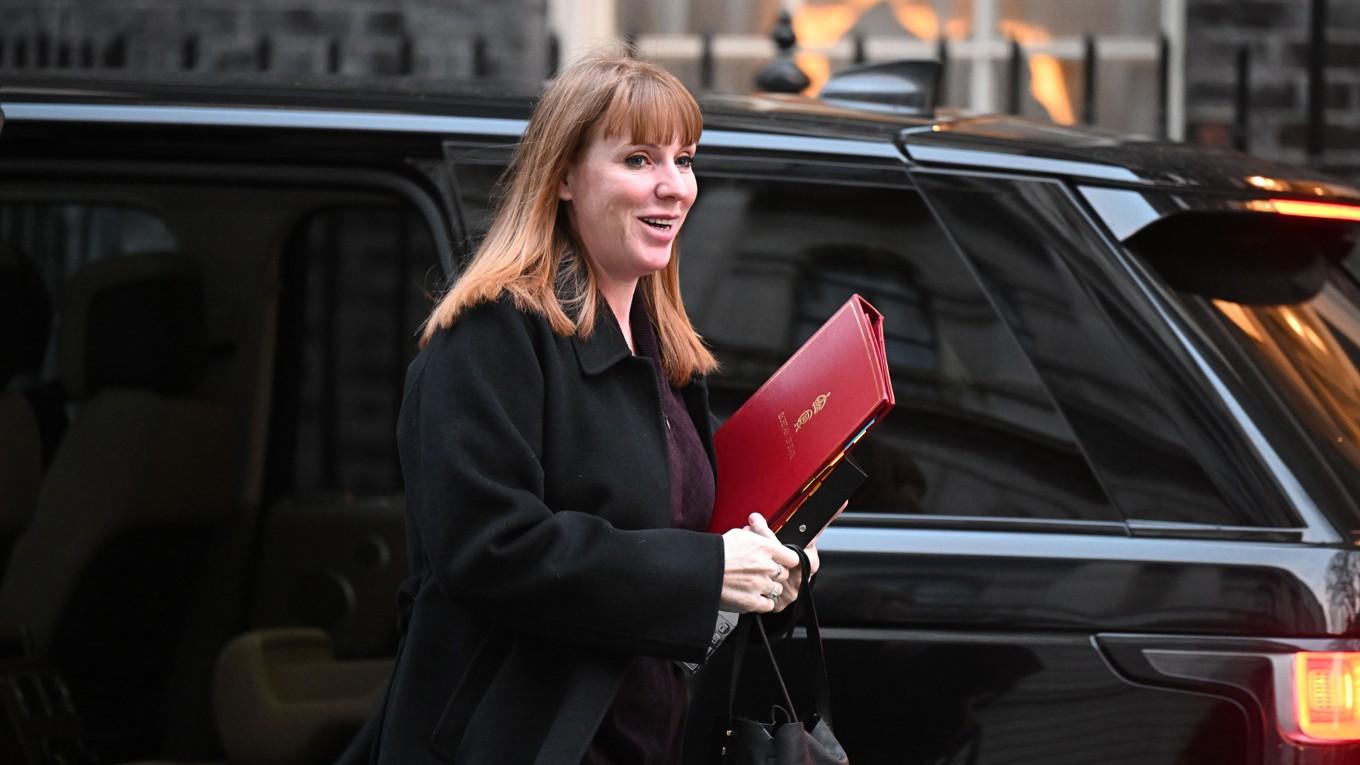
[
  {"x1": 1185, "y1": 0, "x2": 1360, "y2": 174},
  {"x1": 0, "y1": 0, "x2": 549, "y2": 82}
]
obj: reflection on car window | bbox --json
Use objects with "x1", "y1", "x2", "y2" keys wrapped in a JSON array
[
  {"x1": 0, "y1": 203, "x2": 179, "y2": 376},
  {"x1": 447, "y1": 149, "x2": 513, "y2": 266},
  {"x1": 266, "y1": 205, "x2": 441, "y2": 501},
  {"x1": 1210, "y1": 273, "x2": 1360, "y2": 509},
  {"x1": 1, "y1": 203, "x2": 178, "y2": 286},
  {"x1": 681, "y1": 174, "x2": 1119, "y2": 522},
  {"x1": 923, "y1": 176, "x2": 1262, "y2": 528}
]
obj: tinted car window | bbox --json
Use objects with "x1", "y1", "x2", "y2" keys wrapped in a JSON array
[
  {"x1": 680, "y1": 170, "x2": 1120, "y2": 523},
  {"x1": 265, "y1": 205, "x2": 441, "y2": 501},
  {"x1": 917, "y1": 175, "x2": 1265, "y2": 528},
  {"x1": 1127, "y1": 212, "x2": 1360, "y2": 531},
  {"x1": 1, "y1": 203, "x2": 178, "y2": 313},
  {"x1": 446, "y1": 143, "x2": 514, "y2": 264}
]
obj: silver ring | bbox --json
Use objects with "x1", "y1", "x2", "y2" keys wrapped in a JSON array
[
  {"x1": 765, "y1": 585, "x2": 780, "y2": 600},
  {"x1": 773, "y1": 564, "x2": 785, "y2": 580}
]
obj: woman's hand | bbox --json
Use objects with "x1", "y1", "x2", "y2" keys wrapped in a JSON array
[
  {"x1": 744, "y1": 513, "x2": 818, "y2": 612},
  {"x1": 719, "y1": 517, "x2": 801, "y2": 614},
  {"x1": 746, "y1": 501, "x2": 843, "y2": 611}
]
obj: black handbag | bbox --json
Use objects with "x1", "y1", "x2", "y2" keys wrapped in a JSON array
[{"x1": 719, "y1": 545, "x2": 849, "y2": 765}]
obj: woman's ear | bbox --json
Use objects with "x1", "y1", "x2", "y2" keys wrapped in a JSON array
[{"x1": 558, "y1": 170, "x2": 573, "y2": 201}]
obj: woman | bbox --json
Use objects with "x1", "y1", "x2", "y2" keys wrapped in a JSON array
[{"x1": 343, "y1": 51, "x2": 814, "y2": 765}]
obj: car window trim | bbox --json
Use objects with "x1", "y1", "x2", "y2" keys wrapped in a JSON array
[
  {"x1": 816, "y1": 524, "x2": 1326, "y2": 568},
  {"x1": 1125, "y1": 519, "x2": 1305, "y2": 542},
  {"x1": 4, "y1": 102, "x2": 904, "y2": 161},
  {"x1": 837, "y1": 512, "x2": 1128, "y2": 536}
]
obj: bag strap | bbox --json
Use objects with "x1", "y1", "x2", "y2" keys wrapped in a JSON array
[
  {"x1": 788, "y1": 544, "x2": 834, "y2": 727},
  {"x1": 726, "y1": 546, "x2": 836, "y2": 727},
  {"x1": 727, "y1": 614, "x2": 800, "y2": 721},
  {"x1": 726, "y1": 616, "x2": 748, "y2": 723}
]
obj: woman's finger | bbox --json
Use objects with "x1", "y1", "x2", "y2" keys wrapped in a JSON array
[
  {"x1": 747, "y1": 512, "x2": 776, "y2": 539},
  {"x1": 771, "y1": 572, "x2": 800, "y2": 612},
  {"x1": 804, "y1": 541, "x2": 821, "y2": 578}
]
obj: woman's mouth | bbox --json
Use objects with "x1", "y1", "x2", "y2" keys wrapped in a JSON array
[{"x1": 639, "y1": 217, "x2": 674, "y2": 231}]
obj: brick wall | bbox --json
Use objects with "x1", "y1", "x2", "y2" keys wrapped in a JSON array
[
  {"x1": 0, "y1": 0, "x2": 549, "y2": 82},
  {"x1": 1186, "y1": 0, "x2": 1360, "y2": 173}
]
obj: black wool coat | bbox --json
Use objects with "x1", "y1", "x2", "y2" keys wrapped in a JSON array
[{"x1": 342, "y1": 295, "x2": 726, "y2": 765}]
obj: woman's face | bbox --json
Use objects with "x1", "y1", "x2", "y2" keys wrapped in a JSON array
[{"x1": 559, "y1": 132, "x2": 697, "y2": 294}]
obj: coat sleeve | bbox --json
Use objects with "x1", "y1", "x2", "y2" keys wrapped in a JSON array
[{"x1": 401, "y1": 300, "x2": 724, "y2": 662}]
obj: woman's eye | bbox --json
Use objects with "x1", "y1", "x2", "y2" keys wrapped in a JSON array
[
  {"x1": 625, "y1": 155, "x2": 647, "y2": 168},
  {"x1": 676, "y1": 155, "x2": 694, "y2": 169}
]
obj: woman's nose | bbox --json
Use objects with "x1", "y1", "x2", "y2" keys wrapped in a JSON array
[{"x1": 655, "y1": 164, "x2": 688, "y2": 200}]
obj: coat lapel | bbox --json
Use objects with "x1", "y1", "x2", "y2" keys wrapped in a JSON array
[
  {"x1": 570, "y1": 306, "x2": 631, "y2": 376},
  {"x1": 569, "y1": 296, "x2": 718, "y2": 470}
]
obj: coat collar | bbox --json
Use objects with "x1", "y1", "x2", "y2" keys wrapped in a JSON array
[{"x1": 570, "y1": 299, "x2": 633, "y2": 375}]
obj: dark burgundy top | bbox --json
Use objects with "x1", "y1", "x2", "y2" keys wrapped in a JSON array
[{"x1": 582, "y1": 301, "x2": 715, "y2": 765}]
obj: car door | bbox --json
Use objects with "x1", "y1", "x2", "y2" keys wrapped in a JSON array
[
  {"x1": 903, "y1": 168, "x2": 1360, "y2": 764},
  {"x1": 668, "y1": 148, "x2": 1261, "y2": 765}
]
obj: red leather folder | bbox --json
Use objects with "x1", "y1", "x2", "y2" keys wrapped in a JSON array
[{"x1": 708, "y1": 294, "x2": 894, "y2": 537}]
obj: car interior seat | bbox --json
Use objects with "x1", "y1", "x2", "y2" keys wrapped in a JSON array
[{"x1": 0, "y1": 251, "x2": 236, "y2": 761}]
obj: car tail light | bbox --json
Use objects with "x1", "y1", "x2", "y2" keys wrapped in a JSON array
[
  {"x1": 1249, "y1": 198, "x2": 1360, "y2": 222},
  {"x1": 1289, "y1": 652, "x2": 1360, "y2": 743}
]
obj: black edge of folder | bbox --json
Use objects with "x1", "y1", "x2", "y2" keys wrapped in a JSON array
[{"x1": 775, "y1": 455, "x2": 867, "y2": 548}]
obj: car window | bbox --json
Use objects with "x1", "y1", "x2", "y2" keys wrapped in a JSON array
[
  {"x1": 917, "y1": 174, "x2": 1265, "y2": 528},
  {"x1": 445, "y1": 143, "x2": 515, "y2": 266},
  {"x1": 1125, "y1": 211, "x2": 1360, "y2": 531},
  {"x1": 264, "y1": 204, "x2": 441, "y2": 501},
  {"x1": 1, "y1": 203, "x2": 178, "y2": 282},
  {"x1": 0, "y1": 203, "x2": 179, "y2": 378},
  {"x1": 680, "y1": 170, "x2": 1121, "y2": 523}
]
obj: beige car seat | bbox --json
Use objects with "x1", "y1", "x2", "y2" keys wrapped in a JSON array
[{"x1": 0, "y1": 251, "x2": 235, "y2": 761}]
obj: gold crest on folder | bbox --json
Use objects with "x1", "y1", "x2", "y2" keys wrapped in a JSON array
[{"x1": 795, "y1": 392, "x2": 831, "y2": 433}]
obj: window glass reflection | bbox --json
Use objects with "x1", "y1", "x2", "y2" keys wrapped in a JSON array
[
  {"x1": 1209, "y1": 276, "x2": 1360, "y2": 506},
  {"x1": 681, "y1": 174, "x2": 1118, "y2": 521}
]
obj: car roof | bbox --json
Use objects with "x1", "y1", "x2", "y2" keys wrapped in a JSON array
[{"x1": 4, "y1": 72, "x2": 1358, "y2": 202}]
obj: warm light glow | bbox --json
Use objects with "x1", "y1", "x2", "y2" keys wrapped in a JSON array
[
  {"x1": 1213, "y1": 300, "x2": 1265, "y2": 343},
  {"x1": 1291, "y1": 653, "x2": 1360, "y2": 742},
  {"x1": 1247, "y1": 175, "x2": 1286, "y2": 191},
  {"x1": 1265, "y1": 199, "x2": 1360, "y2": 222},
  {"x1": 1026, "y1": 55, "x2": 1076, "y2": 124},
  {"x1": 1307, "y1": 326, "x2": 1328, "y2": 353},
  {"x1": 1283, "y1": 309, "x2": 1306, "y2": 338},
  {"x1": 889, "y1": 0, "x2": 940, "y2": 39},
  {"x1": 943, "y1": 18, "x2": 970, "y2": 38},
  {"x1": 796, "y1": 51, "x2": 833, "y2": 96},
  {"x1": 792, "y1": 0, "x2": 877, "y2": 95},
  {"x1": 998, "y1": 20, "x2": 1076, "y2": 125},
  {"x1": 788, "y1": 0, "x2": 965, "y2": 95},
  {"x1": 792, "y1": 0, "x2": 874, "y2": 47}
]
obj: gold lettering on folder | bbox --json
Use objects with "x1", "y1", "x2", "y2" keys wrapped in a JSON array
[{"x1": 777, "y1": 411, "x2": 796, "y2": 459}]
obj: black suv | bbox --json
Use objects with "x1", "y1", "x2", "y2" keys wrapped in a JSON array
[{"x1": 1, "y1": 71, "x2": 1359, "y2": 765}]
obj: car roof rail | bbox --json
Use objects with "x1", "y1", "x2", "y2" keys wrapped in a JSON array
[{"x1": 818, "y1": 59, "x2": 941, "y2": 118}]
